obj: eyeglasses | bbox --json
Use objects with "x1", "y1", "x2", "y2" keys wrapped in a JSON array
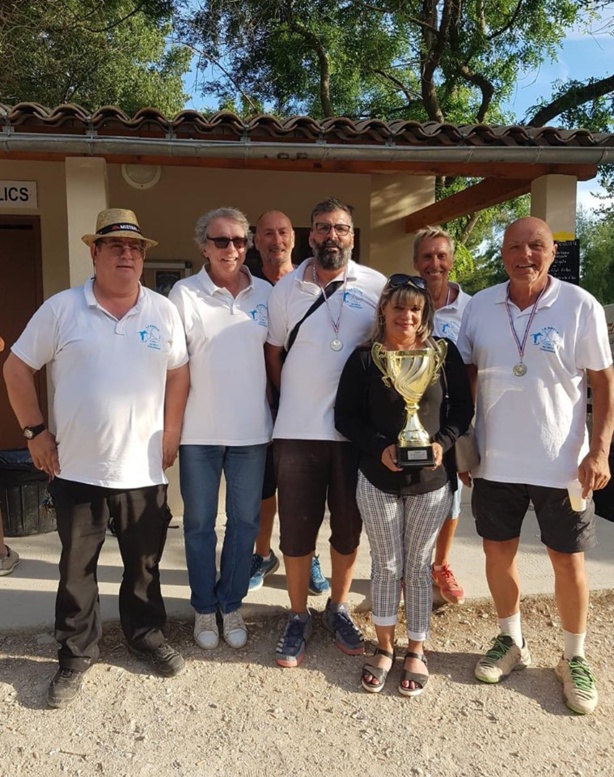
[
  {"x1": 98, "y1": 240, "x2": 145, "y2": 257},
  {"x1": 313, "y1": 222, "x2": 353, "y2": 236},
  {"x1": 386, "y1": 273, "x2": 427, "y2": 290},
  {"x1": 206, "y1": 235, "x2": 249, "y2": 249}
]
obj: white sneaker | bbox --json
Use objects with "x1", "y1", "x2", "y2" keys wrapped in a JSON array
[
  {"x1": 222, "y1": 609, "x2": 247, "y2": 649},
  {"x1": 194, "y1": 612, "x2": 219, "y2": 650},
  {"x1": 0, "y1": 546, "x2": 20, "y2": 576}
]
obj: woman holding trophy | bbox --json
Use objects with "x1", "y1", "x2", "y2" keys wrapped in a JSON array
[{"x1": 335, "y1": 274, "x2": 473, "y2": 696}]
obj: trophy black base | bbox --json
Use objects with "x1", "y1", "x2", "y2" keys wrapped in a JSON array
[{"x1": 397, "y1": 444, "x2": 434, "y2": 468}]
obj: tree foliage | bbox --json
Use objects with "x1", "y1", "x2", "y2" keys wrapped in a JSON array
[
  {"x1": 578, "y1": 206, "x2": 614, "y2": 304},
  {"x1": 0, "y1": 0, "x2": 191, "y2": 114}
]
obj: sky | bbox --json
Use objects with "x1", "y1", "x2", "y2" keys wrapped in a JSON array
[{"x1": 181, "y1": 8, "x2": 614, "y2": 212}]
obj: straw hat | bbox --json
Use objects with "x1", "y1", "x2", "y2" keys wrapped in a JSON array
[{"x1": 81, "y1": 208, "x2": 158, "y2": 249}]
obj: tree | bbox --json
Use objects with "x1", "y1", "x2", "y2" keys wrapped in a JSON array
[
  {"x1": 0, "y1": 0, "x2": 191, "y2": 114},
  {"x1": 577, "y1": 207, "x2": 614, "y2": 304}
]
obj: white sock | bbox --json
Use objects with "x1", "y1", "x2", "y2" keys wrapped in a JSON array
[
  {"x1": 261, "y1": 552, "x2": 271, "y2": 562},
  {"x1": 563, "y1": 630, "x2": 586, "y2": 660},
  {"x1": 498, "y1": 613, "x2": 523, "y2": 647}
]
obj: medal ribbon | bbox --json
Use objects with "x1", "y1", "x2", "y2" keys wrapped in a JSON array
[
  {"x1": 504, "y1": 282, "x2": 548, "y2": 366},
  {"x1": 312, "y1": 262, "x2": 348, "y2": 339}
]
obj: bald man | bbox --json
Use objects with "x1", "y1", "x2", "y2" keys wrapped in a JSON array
[
  {"x1": 457, "y1": 217, "x2": 614, "y2": 715},
  {"x1": 248, "y1": 211, "x2": 330, "y2": 596}
]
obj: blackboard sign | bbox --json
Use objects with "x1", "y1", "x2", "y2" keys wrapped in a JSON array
[{"x1": 552, "y1": 239, "x2": 580, "y2": 284}]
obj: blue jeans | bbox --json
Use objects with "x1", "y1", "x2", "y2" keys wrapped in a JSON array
[{"x1": 179, "y1": 444, "x2": 267, "y2": 614}]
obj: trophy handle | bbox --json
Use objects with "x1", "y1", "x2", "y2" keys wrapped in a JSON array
[
  {"x1": 429, "y1": 338, "x2": 448, "y2": 385},
  {"x1": 371, "y1": 342, "x2": 392, "y2": 388}
]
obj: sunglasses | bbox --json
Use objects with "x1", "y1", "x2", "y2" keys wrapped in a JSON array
[
  {"x1": 386, "y1": 273, "x2": 427, "y2": 290},
  {"x1": 206, "y1": 235, "x2": 249, "y2": 249}
]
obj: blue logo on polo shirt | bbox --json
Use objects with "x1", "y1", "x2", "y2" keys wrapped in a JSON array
[
  {"x1": 138, "y1": 324, "x2": 162, "y2": 350},
  {"x1": 440, "y1": 321, "x2": 460, "y2": 341},
  {"x1": 343, "y1": 288, "x2": 364, "y2": 309},
  {"x1": 530, "y1": 326, "x2": 562, "y2": 353},
  {"x1": 249, "y1": 304, "x2": 268, "y2": 327}
]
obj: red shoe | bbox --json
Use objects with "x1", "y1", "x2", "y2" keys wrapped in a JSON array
[{"x1": 432, "y1": 563, "x2": 465, "y2": 605}]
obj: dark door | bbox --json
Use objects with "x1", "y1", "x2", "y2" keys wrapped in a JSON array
[{"x1": 0, "y1": 216, "x2": 45, "y2": 449}]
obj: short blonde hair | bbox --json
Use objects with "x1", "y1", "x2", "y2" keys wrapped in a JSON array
[
  {"x1": 371, "y1": 280, "x2": 434, "y2": 345},
  {"x1": 413, "y1": 226, "x2": 454, "y2": 261}
]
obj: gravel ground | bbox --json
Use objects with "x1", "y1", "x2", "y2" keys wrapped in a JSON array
[{"x1": 1, "y1": 591, "x2": 613, "y2": 777}]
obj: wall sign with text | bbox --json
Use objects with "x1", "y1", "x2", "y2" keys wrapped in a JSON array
[
  {"x1": 0, "y1": 181, "x2": 38, "y2": 209},
  {"x1": 552, "y1": 239, "x2": 580, "y2": 285}
]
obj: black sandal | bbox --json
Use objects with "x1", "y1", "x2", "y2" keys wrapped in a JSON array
[
  {"x1": 361, "y1": 647, "x2": 395, "y2": 694},
  {"x1": 398, "y1": 651, "x2": 428, "y2": 697}
]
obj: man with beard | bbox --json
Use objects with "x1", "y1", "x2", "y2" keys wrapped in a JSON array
[{"x1": 265, "y1": 197, "x2": 386, "y2": 667}]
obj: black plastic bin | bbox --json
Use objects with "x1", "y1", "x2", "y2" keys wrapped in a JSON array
[{"x1": 0, "y1": 449, "x2": 56, "y2": 536}]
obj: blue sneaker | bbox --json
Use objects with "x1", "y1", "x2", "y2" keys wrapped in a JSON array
[
  {"x1": 275, "y1": 613, "x2": 313, "y2": 667},
  {"x1": 322, "y1": 598, "x2": 365, "y2": 655},
  {"x1": 248, "y1": 551, "x2": 280, "y2": 591},
  {"x1": 308, "y1": 554, "x2": 330, "y2": 596}
]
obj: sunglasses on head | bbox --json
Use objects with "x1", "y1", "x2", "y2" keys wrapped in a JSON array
[
  {"x1": 206, "y1": 235, "x2": 249, "y2": 249},
  {"x1": 386, "y1": 273, "x2": 427, "y2": 290}
]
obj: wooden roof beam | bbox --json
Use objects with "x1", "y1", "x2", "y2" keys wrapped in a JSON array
[{"x1": 405, "y1": 178, "x2": 533, "y2": 232}]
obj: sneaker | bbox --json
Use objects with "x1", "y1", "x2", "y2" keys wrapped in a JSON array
[
  {"x1": 555, "y1": 655, "x2": 598, "y2": 715},
  {"x1": 322, "y1": 599, "x2": 365, "y2": 655},
  {"x1": 222, "y1": 609, "x2": 248, "y2": 649},
  {"x1": 46, "y1": 667, "x2": 84, "y2": 709},
  {"x1": 275, "y1": 613, "x2": 313, "y2": 668},
  {"x1": 308, "y1": 555, "x2": 330, "y2": 596},
  {"x1": 127, "y1": 641, "x2": 185, "y2": 677},
  {"x1": 248, "y1": 551, "x2": 280, "y2": 592},
  {"x1": 475, "y1": 634, "x2": 532, "y2": 683},
  {"x1": 431, "y1": 563, "x2": 465, "y2": 605},
  {"x1": 0, "y1": 546, "x2": 20, "y2": 576},
  {"x1": 194, "y1": 611, "x2": 219, "y2": 650}
]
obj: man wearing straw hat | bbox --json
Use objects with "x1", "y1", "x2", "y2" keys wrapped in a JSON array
[{"x1": 3, "y1": 208, "x2": 189, "y2": 708}]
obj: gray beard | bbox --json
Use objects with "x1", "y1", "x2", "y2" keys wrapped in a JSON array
[{"x1": 314, "y1": 241, "x2": 351, "y2": 270}]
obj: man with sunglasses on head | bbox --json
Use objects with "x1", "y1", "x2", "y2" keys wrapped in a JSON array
[
  {"x1": 265, "y1": 196, "x2": 386, "y2": 667},
  {"x1": 3, "y1": 208, "x2": 189, "y2": 708}
]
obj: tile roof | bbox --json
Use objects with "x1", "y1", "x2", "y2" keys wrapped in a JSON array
[{"x1": 1, "y1": 102, "x2": 613, "y2": 149}]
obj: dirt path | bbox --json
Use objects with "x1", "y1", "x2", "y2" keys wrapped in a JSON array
[{"x1": 2, "y1": 591, "x2": 613, "y2": 777}]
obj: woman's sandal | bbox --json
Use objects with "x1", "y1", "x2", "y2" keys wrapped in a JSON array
[
  {"x1": 398, "y1": 651, "x2": 428, "y2": 698},
  {"x1": 361, "y1": 647, "x2": 395, "y2": 694}
]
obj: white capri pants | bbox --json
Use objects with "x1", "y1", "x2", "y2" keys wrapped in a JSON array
[{"x1": 357, "y1": 472, "x2": 452, "y2": 642}]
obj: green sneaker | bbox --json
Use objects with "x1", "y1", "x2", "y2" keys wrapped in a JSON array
[
  {"x1": 475, "y1": 634, "x2": 531, "y2": 683},
  {"x1": 555, "y1": 656, "x2": 598, "y2": 715}
]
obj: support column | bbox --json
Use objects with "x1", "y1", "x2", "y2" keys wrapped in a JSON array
[
  {"x1": 370, "y1": 173, "x2": 435, "y2": 276},
  {"x1": 65, "y1": 157, "x2": 108, "y2": 287},
  {"x1": 530, "y1": 174, "x2": 577, "y2": 240}
]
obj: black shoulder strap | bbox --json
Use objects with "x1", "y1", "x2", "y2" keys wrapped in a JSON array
[{"x1": 283, "y1": 280, "x2": 344, "y2": 360}]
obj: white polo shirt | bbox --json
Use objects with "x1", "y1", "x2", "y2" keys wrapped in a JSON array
[
  {"x1": 169, "y1": 266, "x2": 272, "y2": 446},
  {"x1": 267, "y1": 258, "x2": 386, "y2": 441},
  {"x1": 432, "y1": 282, "x2": 471, "y2": 343},
  {"x1": 11, "y1": 279, "x2": 188, "y2": 489},
  {"x1": 457, "y1": 277, "x2": 612, "y2": 487}
]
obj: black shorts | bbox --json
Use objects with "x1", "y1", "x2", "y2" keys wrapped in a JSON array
[
  {"x1": 261, "y1": 443, "x2": 276, "y2": 501},
  {"x1": 472, "y1": 478, "x2": 596, "y2": 554},
  {"x1": 274, "y1": 439, "x2": 362, "y2": 557}
]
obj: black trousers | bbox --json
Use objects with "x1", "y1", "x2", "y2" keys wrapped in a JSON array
[{"x1": 48, "y1": 478, "x2": 171, "y2": 672}]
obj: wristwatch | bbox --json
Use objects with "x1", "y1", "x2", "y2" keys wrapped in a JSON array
[{"x1": 22, "y1": 423, "x2": 46, "y2": 440}]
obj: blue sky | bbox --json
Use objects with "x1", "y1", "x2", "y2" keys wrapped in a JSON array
[{"x1": 182, "y1": 9, "x2": 614, "y2": 211}]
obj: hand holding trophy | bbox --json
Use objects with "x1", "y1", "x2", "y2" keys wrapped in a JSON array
[{"x1": 372, "y1": 339, "x2": 447, "y2": 467}]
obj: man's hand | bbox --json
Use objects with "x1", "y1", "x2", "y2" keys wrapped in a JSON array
[
  {"x1": 28, "y1": 430, "x2": 60, "y2": 479},
  {"x1": 162, "y1": 429, "x2": 181, "y2": 470},
  {"x1": 459, "y1": 471, "x2": 472, "y2": 487},
  {"x1": 578, "y1": 450, "x2": 610, "y2": 497}
]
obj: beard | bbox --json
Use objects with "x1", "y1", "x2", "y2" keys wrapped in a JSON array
[{"x1": 313, "y1": 239, "x2": 352, "y2": 270}]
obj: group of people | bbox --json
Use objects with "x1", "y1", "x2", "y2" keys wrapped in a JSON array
[{"x1": 2, "y1": 199, "x2": 612, "y2": 717}]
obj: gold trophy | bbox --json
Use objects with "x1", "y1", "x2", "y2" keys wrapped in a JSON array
[{"x1": 372, "y1": 340, "x2": 447, "y2": 467}]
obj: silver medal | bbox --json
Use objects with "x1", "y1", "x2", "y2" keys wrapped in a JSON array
[
  {"x1": 330, "y1": 338, "x2": 343, "y2": 351},
  {"x1": 513, "y1": 362, "x2": 527, "y2": 377}
]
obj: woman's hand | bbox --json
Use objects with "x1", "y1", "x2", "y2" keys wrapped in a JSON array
[
  {"x1": 381, "y1": 444, "x2": 403, "y2": 472},
  {"x1": 426, "y1": 442, "x2": 444, "y2": 470}
]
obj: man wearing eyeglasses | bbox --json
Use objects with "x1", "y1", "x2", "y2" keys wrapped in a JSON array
[
  {"x1": 265, "y1": 196, "x2": 386, "y2": 667},
  {"x1": 3, "y1": 208, "x2": 189, "y2": 708}
]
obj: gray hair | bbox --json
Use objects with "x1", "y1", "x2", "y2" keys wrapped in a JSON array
[
  {"x1": 194, "y1": 207, "x2": 252, "y2": 249},
  {"x1": 413, "y1": 226, "x2": 454, "y2": 261}
]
